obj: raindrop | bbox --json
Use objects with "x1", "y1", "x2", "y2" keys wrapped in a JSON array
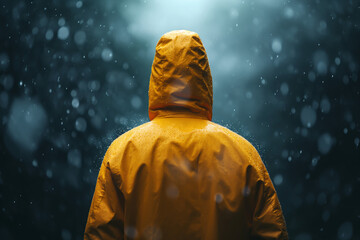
[
  {"x1": 281, "y1": 149, "x2": 288, "y2": 159},
  {"x1": 246, "y1": 91, "x2": 253, "y2": 99},
  {"x1": 311, "y1": 157, "x2": 319, "y2": 167},
  {"x1": 284, "y1": 7, "x2": 294, "y2": 18},
  {"x1": 58, "y1": 26, "x2": 70, "y2": 40},
  {"x1": 313, "y1": 51, "x2": 328, "y2": 75},
  {"x1": 312, "y1": 100, "x2": 319, "y2": 110},
  {"x1": 122, "y1": 62, "x2": 129, "y2": 70},
  {"x1": 280, "y1": 82, "x2": 289, "y2": 95},
  {"x1": 46, "y1": 169, "x2": 53, "y2": 178},
  {"x1": 229, "y1": 9, "x2": 239, "y2": 19},
  {"x1": 0, "y1": 53, "x2": 10, "y2": 70},
  {"x1": 88, "y1": 108, "x2": 95, "y2": 117},
  {"x1": 71, "y1": 90, "x2": 77, "y2": 97},
  {"x1": 124, "y1": 76, "x2": 135, "y2": 89},
  {"x1": 337, "y1": 222, "x2": 353, "y2": 240},
  {"x1": 74, "y1": 31, "x2": 86, "y2": 45},
  {"x1": 301, "y1": 128, "x2": 308, "y2": 137},
  {"x1": 32, "y1": 27, "x2": 39, "y2": 35},
  {"x1": 76, "y1": 1, "x2": 83, "y2": 8},
  {"x1": 61, "y1": 229, "x2": 72, "y2": 240},
  {"x1": 88, "y1": 80, "x2": 100, "y2": 91},
  {"x1": 1, "y1": 75, "x2": 14, "y2": 90},
  {"x1": 320, "y1": 97, "x2": 331, "y2": 113},
  {"x1": 32, "y1": 159, "x2": 38, "y2": 167},
  {"x1": 87, "y1": 18, "x2": 94, "y2": 26},
  {"x1": 75, "y1": 117, "x2": 87, "y2": 132},
  {"x1": 125, "y1": 226, "x2": 138, "y2": 239},
  {"x1": 271, "y1": 38, "x2": 282, "y2": 53},
  {"x1": 308, "y1": 71, "x2": 316, "y2": 82},
  {"x1": 317, "y1": 62, "x2": 327, "y2": 75},
  {"x1": 119, "y1": 117, "x2": 128, "y2": 125},
  {"x1": 67, "y1": 149, "x2": 82, "y2": 168},
  {"x1": 131, "y1": 95, "x2": 142, "y2": 109},
  {"x1": 215, "y1": 193, "x2": 223, "y2": 203},
  {"x1": 101, "y1": 48, "x2": 113, "y2": 62},
  {"x1": 72, "y1": 98, "x2": 79, "y2": 108},
  {"x1": 354, "y1": 137, "x2": 359, "y2": 147},
  {"x1": 274, "y1": 174, "x2": 283, "y2": 186},
  {"x1": 335, "y1": 57, "x2": 341, "y2": 65},
  {"x1": 6, "y1": 98, "x2": 47, "y2": 152},
  {"x1": 58, "y1": 18, "x2": 66, "y2": 26},
  {"x1": 318, "y1": 133, "x2": 333, "y2": 154},
  {"x1": 300, "y1": 106, "x2": 317, "y2": 128},
  {"x1": 242, "y1": 186, "x2": 250, "y2": 196}
]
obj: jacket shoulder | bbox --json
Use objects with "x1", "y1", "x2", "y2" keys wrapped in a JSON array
[
  {"x1": 206, "y1": 122, "x2": 259, "y2": 153},
  {"x1": 206, "y1": 121, "x2": 267, "y2": 175},
  {"x1": 103, "y1": 122, "x2": 153, "y2": 161},
  {"x1": 112, "y1": 121, "x2": 153, "y2": 143}
]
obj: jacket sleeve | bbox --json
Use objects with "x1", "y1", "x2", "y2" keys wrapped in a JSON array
[
  {"x1": 250, "y1": 152, "x2": 288, "y2": 239},
  {"x1": 84, "y1": 147, "x2": 124, "y2": 240}
]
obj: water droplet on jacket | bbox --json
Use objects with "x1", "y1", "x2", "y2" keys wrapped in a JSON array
[
  {"x1": 215, "y1": 193, "x2": 223, "y2": 203},
  {"x1": 166, "y1": 185, "x2": 179, "y2": 199}
]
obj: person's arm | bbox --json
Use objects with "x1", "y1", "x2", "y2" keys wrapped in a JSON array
[
  {"x1": 250, "y1": 174, "x2": 288, "y2": 240},
  {"x1": 247, "y1": 147, "x2": 288, "y2": 240},
  {"x1": 84, "y1": 147, "x2": 124, "y2": 240}
]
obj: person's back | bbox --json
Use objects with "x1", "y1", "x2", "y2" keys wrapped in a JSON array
[{"x1": 84, "y1": 30, "x2": 288, "y2": 240}]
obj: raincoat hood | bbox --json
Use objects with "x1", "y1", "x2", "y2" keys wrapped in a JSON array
[{"x1": 148, "y1": 30, "x2": 213, "y2": 121}]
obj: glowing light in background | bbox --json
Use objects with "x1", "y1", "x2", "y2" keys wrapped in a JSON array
[
  {"x1": 125, "y1": 0, "x2": 211, "y2": 39},
  {"x1": 117, "y1": 0, "x2": 298, "y2": 109}
]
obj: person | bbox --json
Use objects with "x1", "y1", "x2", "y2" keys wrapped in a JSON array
[{"x1": 84, "y1": 30, "x2": 288, "y2": 240}]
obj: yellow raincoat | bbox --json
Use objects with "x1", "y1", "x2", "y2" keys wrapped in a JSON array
[{"x1": 84, "y1": 30, "x2": 288, "y2": 240}]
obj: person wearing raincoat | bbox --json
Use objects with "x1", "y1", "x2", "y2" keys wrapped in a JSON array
[{"x1": 84, "y1": 30, "x2": 288, "y2": 240}]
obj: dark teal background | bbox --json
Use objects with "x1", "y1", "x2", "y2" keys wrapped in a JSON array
[{"x1": 0, "y1": 0, "x2": 359, "y2": 239}]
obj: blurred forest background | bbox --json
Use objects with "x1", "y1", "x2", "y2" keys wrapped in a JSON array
[{"x1": 0, "y1": 0, "x2": 359, "y2": 239}]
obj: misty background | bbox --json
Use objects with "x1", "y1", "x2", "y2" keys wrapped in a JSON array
[{"x1": 0, "y1": 0, "x2": 359, "y2": 239}]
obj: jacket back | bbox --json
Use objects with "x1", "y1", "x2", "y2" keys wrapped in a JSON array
[{"x1": 84, "y1": 30, "x2": 288, "y2": 240}]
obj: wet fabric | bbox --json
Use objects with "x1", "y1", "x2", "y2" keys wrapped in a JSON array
[{"x1": 84, "y1": 30, "x2": 288, "y2": 240}]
